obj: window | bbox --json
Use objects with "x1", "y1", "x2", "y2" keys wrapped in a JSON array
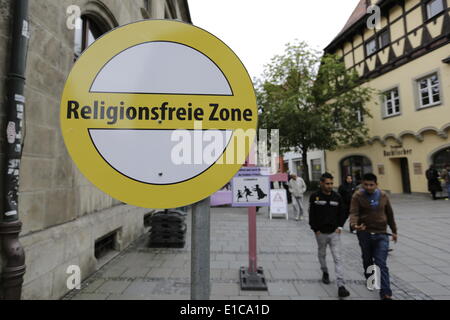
[
  {"x1": 378, "y1": 30, "x2": 390, "y2": 49},
  {"x1": 340, "y1": 156, "x2": 373, "y2": 185},
  {"x1": 365, "y1": 30, "x2": 391, "y2": 56},
  {"x1": 417, "y1": 74, "x2": 441, "y2": 108},
  {"x1": 383, "y1": 88, "x2": 401, "y2": 117},
  {"x1": 426, "y1": 0, "x2": 444, "y2": 19},
  {"x1": 356, "y1": 109, "x2": 364, "y2": 123},
  {"x1": 333, "y1": 108, "x2": 344, "y2": 129},
  {"x1": 433, "y1": 147, "x2": 450, "y2": 171},
  {"x1": 365, "y1": 39, "x2": 377, "y2": 56},
  {"x1": 294, "y1": 160, "x2": 304, "y2": 177},
  {"x1": 74, "y1": 16, "x2": 106, "y2": 59},
  {"x1": 311, "y1": 159, "x2": 322, "y2": 182}
]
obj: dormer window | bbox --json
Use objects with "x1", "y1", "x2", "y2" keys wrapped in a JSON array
[{"x1": 426, "y1": 0, "x2": 444, "y2": 19}]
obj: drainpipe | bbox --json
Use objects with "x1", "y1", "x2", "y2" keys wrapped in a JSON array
[{"x1": 0, "y1": 0, "x2": 29, "y2": 300}]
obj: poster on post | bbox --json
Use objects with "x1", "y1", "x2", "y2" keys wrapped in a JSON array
[{"x1": 232, "y1": 176, "x2": 270, "y2": 207}]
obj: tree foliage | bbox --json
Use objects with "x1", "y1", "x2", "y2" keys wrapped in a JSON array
[{"x1": 256, "y1": 41, "x2": 375, "y2": 184}]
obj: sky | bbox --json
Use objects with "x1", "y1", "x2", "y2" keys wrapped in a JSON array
[{"x1": 188, "y1": 0, "x2": 361, "y2": 81}]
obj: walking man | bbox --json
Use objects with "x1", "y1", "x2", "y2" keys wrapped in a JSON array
[
  {"x1": 289, "y1": 173, "x2": 307, "y2": 221},
  {"x1": 445, "y1": 165, "x2": 450, "y2": 200},
  {"x1": 350, "y1": 173, "x2": 398, "y2": 300},
  {"x1": 309, "y1": 173, "x2": 350, "y2": 298}
]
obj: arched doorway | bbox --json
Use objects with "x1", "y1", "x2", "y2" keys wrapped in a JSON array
[
  {"x1": 433, "y1": 147, "x2": 450, "y2": 170},
  {"x1": 340, "y1": 155, "x2": 373, "y2": 185}
]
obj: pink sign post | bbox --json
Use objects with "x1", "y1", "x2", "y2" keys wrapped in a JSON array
[{"x1": 239, "y1": 148, "x2": 288, "y2": 291}]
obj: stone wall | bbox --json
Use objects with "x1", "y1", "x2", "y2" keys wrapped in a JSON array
[
  {"x1": 0, "y1": 0, "x2": 191, "y2": 299},
  {"x1": 21, "y1": 204, "x2": 149, "y2": 300}
]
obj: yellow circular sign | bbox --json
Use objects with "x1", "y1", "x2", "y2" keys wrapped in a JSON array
[{"x1": 60, "y1": 20, "x2": 257, "y2": 209}]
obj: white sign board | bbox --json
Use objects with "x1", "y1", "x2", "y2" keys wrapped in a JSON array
[
  {"x1": 269, "y1": 189, "x2": 288, "y2": 220},
  {"x1": 232, "y1": 176, "x2": 270, "y2": 207}
]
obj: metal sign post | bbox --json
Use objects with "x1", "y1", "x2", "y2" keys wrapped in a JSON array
[{"x1": 191, "y1": 197, "x2": 211, "y2": 300}]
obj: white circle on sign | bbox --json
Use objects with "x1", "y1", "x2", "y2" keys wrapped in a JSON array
[{"x1": 90, "y1": 41, "x2": 233, "y2": 95}]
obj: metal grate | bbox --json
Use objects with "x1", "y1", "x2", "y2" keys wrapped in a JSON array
[{"x1": 94, "y1": 231, "x2": 117, "y2": 260}]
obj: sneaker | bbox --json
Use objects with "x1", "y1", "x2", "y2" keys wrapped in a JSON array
[
  {"x1": 322, "y1": 272, "x2": 330, "y2": 285},
  {"x1": 381, "y1": 295, "x2": 393, "y2": 300},
  {"x1": 299, "y1": 216, "x2": 304, "y2": 221},
  {"x1": 295, "y1": 217, "x2": 299, "y2": 221},
  {"x1": 338, "y1": 286, "x2": 350, "y2": 298}
]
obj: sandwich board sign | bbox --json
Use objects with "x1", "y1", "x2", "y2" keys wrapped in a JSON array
[
  {"x1": 269, "y1": 189, "x2": 288, "y2": 220},
  {"x1": 60, "y1": 20, "x2": 257, "y2": 209}
]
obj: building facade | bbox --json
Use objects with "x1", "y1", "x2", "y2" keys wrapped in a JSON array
[
  {"x1": 324, "y1": 0, "x2": 450, "y2": 194},
  {"x1": 283, "y1": 150, "x2": 326, "y2": 185},
  {"x1": 0, "y1": 0, "x2": 191, "y2": 300}
]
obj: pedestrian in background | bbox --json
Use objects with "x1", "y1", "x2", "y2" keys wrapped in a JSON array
[
  {"x1": 426, "y1": 165, "x2": 442, "y2": 200},
  {"x1": 338, "y1": 175, "x2": 357, "y2": 232},
  {"x1": 283, "y1": 173, "x2": 293, "y2": 204},
  {"x1": 350, "y1": 173, "x2": 398, "y2": 301},
  {"x1": 309, "y1": 173, "x2": 350, "y2": 298},
  {"x1": 289, "y1": 173, "x2": 307, "y2": 221},
  {"x1": 444, "y1": 165, "x2": 450, "y2": 200}
]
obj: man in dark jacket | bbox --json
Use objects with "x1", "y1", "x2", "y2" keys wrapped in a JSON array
[
  {"x1": 309, "y1": 173, "x2": 350, "y2": 298},
  {"x1": 426, "y1": 165, "x2": 442, "y2": 200},
  {"x1": 350, "y1": 173, "x2": 398, "y2": 300}
]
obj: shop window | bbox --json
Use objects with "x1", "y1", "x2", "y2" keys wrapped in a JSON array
[
  {"x1": 294, "y1": 160, "x2": 305, "y2": 177},
  {"x1": 311, "y1": 159, "x2": 322, "y2": 182},
  {"x1": 433, "y1": 147, "x2": 450, "y2": 171},
  {"x1": 426, "y1": 0, "x2": 444, "y2": 20},
  {"x1": 417, "y1": 73, "x2": 441, "y2": 109},
  {"x1": 340, "y1": 156, "x2": 373, "y2": 185},
  {"x1": 383, "y1": 88, "x2": 401, "y2": 117}
]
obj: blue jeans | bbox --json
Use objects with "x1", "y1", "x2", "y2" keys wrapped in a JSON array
[{"x1": 357, "y1": 231, "x2": 392, "y2": 298}]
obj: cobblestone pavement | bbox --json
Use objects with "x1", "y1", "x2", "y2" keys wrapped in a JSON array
[{"x1": 66, "y1": 193, "x2": 450, "y2": 300}]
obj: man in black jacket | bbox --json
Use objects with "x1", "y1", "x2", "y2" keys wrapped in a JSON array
[{"x1": 309, "y1": 173, "x2": 350, "y2": 298}]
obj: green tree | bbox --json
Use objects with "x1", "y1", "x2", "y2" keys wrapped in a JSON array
[{"x1": 257, "y1": 41, "x2": 375, "y2": 186}]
